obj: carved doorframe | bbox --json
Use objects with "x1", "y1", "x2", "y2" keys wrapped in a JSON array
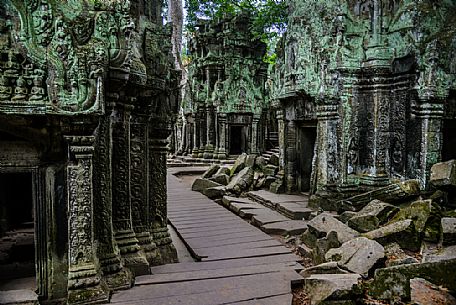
[{"x1": 0, "y1": 166, "x2": 48, "y2": 299}]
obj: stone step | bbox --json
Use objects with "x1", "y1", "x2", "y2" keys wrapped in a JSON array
[
  {"x1": 0, "y1": 289, "x2": 38, "y2": 305},
  {"x1": 261, "y1": 220, "x2": 308, "y2": 236}
]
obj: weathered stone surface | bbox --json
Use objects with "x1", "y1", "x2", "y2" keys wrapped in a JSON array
[
  {"x1": 430, "y1": 160, "x2": 456, "y2": 190},
  {"x1": 0, "y1": 289, "x2": 38, "y2": 305},
  {"x1": 410, "y1": 278, "x2": 456, "y2": 305},
  {"x1": 191, "y1": 178, "x2": 222, "y2": 192},
  {"x1": 338, "y1": 211, "x2": 357, "y2": 223},
  {"x1": 325, "y1": 237, "x2": 385, "y2": 275},
  {"x1": 215, "y1": 166, "x2": 231, "y2": 176},
  {"x1": 300, "y1": 262, "x2": 350, "y2": 278},
  {"x1": 255, "y1": 156, "x2": 267, "y2": 169},
  {"x1": 442, "y1": 217, "x2": 456, "y2": 245},
  {"x1": 312, "y1": 231, "x2": 342, "y2": 265},
  {"x1": 210, "y1": 174, "x2": 230, "y2": 186},
  {"x1": 277, "y1": 202, "x2": 313, "y2": 220},
  {"x1": 423, "y1": 245, "x2": 456, "y2": 263},
  {"x1": 342, "y1": 180, "x2": 421, "y2": 210},
  {"x1": 304, "y1": 274, "x2": 362, "y2": 305},
  {"x1": 245, "y1": 155, "x2": 257, "y2": 168},
  {"x1": 261, "y1": 220, "x2": 308, "y2": 236},
  {"x1": 307, "y1": 213, "x2": 359, "y2": 244},
  {"x1": 347, "y1": 200, "x2": 398, "y2": 233},
  {"x1": 203, "y1": 186, "x2": 227, "y2": 199},
  {"x1": 362, "y1": 219, "x2": 421, "y2": 251},
  {"x1": 263, "y1": 164, "x2": 278, "y2": 177},
  {"x1": 226, "y1": 167, "x2": 254, "y2": 195},
  {"x1": 251, "y1": 210, "x2": 290, "y2": 227},
  {"x1": 222, "y1": 195, "x2": 256, "y2": 206},
  {"x1": 202, "y1": 164, "x2": 221, "y2": 179},
  {"x1": 369, "y1": 259, "x2": 456, "y2": 301},
  {"x1": 230, "y1": 154, "x2": 247, "y2": 176},
  {"x1": 384, "y1": 242, "x2": 419, "y2": 267},
  {"x1": 269, "y1": 154, "x2": 279, "y2": 166}
]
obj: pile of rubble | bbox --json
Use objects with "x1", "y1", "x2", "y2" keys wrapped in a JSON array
[{"x1": 192, "y1": 156, "x2": 456, "y2": 304}]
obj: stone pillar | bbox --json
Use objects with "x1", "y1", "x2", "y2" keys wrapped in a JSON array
[
  {"x1": 251, "y1": 114, "x2": 261, "y2": 155},
  {"x1": 130, "y1": 113, "x2": 161, "y2": 265},
  {"x1": 192, "y1": 113, "x2": 199, "y2": 157},
  {"x1": 286, "y1": 120, "x2": 297, "y2": 193},
  {"x1": 111, "y1": 105, "x2": 150, "y2": 276},
  {"x1": 93, "y1": 117, "x2": 132, "y2": 290},
  {"x1": 203, "y1": 106, "x2": 215, "y2": 159},
  {"x1": 412, "y1": 98, "x2": 444, "y2": 189},
  {"x1": 270, "y1": 109, "x2": 286, "y2": 193},
  {"x1": 217, "y1": 113, "x2": 228, "y2": 159},
  {"x1": 198, "y1": 107, "x2": 206, "y2": 158},
  {"x1": 312, "y1": 104, "x2": 340, "y2": 193},
  {"x1": 213, "y1": 113, "x2": 219, "y2": 157},
  {"x1": 148, "y1": 121, "x2": 178, "y2": 265},
  {"x1": 65, "y1": 136, "x2": 109, "y2": 304}
]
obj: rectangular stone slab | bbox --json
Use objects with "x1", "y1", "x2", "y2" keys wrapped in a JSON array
[
  {"x1": 277, "y1": 202, "x2": 313, "y2": 220},
  {"x1": 251, "y1": 210, "x2": 290, "y2": 227},
  {"x1": 261, "y1": 220, "x2": 308, "y2": 236}
]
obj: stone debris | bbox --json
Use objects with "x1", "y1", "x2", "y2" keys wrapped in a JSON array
[
  {"x1": 201, "y1": 164, "x2": 220, "y2": 179},
  {"x1": 442, "y1": 217, "x2": 456, "y2": 245},
  {"x1": 430, "y1": 160, "x2": 456, "y2": 190},
  {"x1": 384, "y1": 242, "x2": 419, "y2": 267},
  {"x1": 209, "y1": 173, "x2": 230, "y2": 186},
  {"x1": 191, "y1": 178, "x2": 221, "y2": 192},
  {"x1": 226, "y1": 167, "x2": 254, "y2": 195},
  {"x1": 299, "y1": 262, "x2": 350, "y2": 278},
  {"x1": 325, "y1": 237, "x2": 384, "y2": 276},
  {"x1": 307, "y1": 213, "x2": 359, "y2": 244},
  {"x1": 410, "y1": 278, "x2": 456, "y2": 305},
  {"x1": 230, "y1": 154, "x2": 247, "y2": 176},
  {"x1": 347, "y1": 200, "x2": 398, "y2": 233},
  {"x1": 303, "y1": 274, "x2": 362, "y2": 305},
  {"x1": 362, "y1": 219, "x2": 421, "y2": 251},
  {"x1": 261, "y1": 220, "x2": 308, "y2": 236},
  {"x1": 202, "y1": 186, "x2": 226, "y2": 199}
]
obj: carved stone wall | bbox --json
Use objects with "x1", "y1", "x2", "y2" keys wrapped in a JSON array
[
  {"x1": 0, "y1": 0, "x2": 179, "y2": 303},
  {"x1": 271, "y1": 0, "x2": 456, "y2": 198}
]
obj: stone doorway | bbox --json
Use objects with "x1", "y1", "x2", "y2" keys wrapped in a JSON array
[
  {"x1": 296, "y1": 124, "x2": 317, "y2": 192},
  {"x1": 0, "y1": 171, "x2": 36, "y2": 291},
  {"x1": 230, "y1": 125, "x2": 247, "y2": 155},
  {"x1": 442, "y1": 119, "x2": 456, "y2": 162}
]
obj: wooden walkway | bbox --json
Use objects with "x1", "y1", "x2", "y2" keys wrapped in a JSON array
[{"x1": 111, "y1": 170, "x2": 303, "y2": 305}]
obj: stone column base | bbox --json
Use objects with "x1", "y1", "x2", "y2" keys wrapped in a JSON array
[
  {"x1": 136, "y1": 231, "x2": 161, "y2": 265},
  {"x1": 100, "y1": 253, "x2": 133, "y2": 291},
  {"x1": 203, "y1": 144, "x2": 214, "y2": 159},
  {"x1": 67, "y1": 265, "x2": 109, "y2": 305},
  {"x1": 115, "y1": 230, "x2": 150, "y2": 275},
  {"x1": 150, "y1": 226, "x2": 178, "y2": 265}
]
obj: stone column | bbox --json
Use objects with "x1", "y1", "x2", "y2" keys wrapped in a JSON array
[
  {"x1": 192, "y1": 113, "x2": 199, "y2": 157},
  {"x1": 203, "y1": 106, "x2": 215, "y2": 159},
  {"x1": 270, "y1": 109, "x2": 286, "y2": 193},
  {"x1": 93, "y1": 117, "x2": 132, "y2": 290},
  {"x1": 251, "y1": 114, "x2": 261, "y2": 155},
  {"x1": 412, "y1": 98, "x2": 444, "y2": 189},
  {"x1": 148, "y1": 121, "x2": 178, "y2": 265},
  {"x1": 312, "y1": 104, "x2": 340, "y2": 193},
  {"x1": 286, "y1": 120, "x2": 297, "y2": 193},
  {"x1": 130, "y1": 113, "x2": 160, "y2": 265},
  {"x1": 217, "y1": 113, "x2": 228, "y2": 159},
  {"x1": 111, "y1": 104, "x2": 150, "y2": 276},
  {"x1": 65, "y1": 136, "x2": 109, "y2": 304},
  {"x1": 198, "y1": 107, "x2": 206, "y2": 158},
  {"x1": 213, "y1": 113, "x2": 219, "y2": 157}
]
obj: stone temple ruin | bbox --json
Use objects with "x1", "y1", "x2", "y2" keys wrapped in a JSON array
[
  {"x1": 174, "y1": 13, "x2": 274, "y2": 160},
  {"x1": 0, "y1": 0, "x2": 177, "y2": 304}
]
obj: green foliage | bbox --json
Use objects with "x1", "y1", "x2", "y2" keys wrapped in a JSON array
[{"x1": 185, "y1": 0, "x2": 287, "y2": 40}]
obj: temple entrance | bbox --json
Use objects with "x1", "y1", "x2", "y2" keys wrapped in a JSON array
[
  {"x1": 296, "y1": 124, "x2": 317, "y2": 192},
  {"x1": 442, "y1": 119, "x2": 456, "y2": 162},
  {"x1": 230, "y1": 125, "x2": 247, "y2": 155},
  {"x1": 0, "y1": 171, "x2": 36, "y2": 291}
]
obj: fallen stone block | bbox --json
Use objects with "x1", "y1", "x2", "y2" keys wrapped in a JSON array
[
  {"x1": 202, "y1": 186, "x2": 226, "y2": 199},
  {"x1": 191, "y1": 178, "x2": 222, "y2": 192},
  {"x1": 245, "y1": 155, "x2": 257, "y2": 168},
  {"x1": 269, "y1": 154, "x2": 279, "y2": 166},
  {"x1": 264, "y1": 164, "x2": 278, "y2": 176},
  {"x1": 422, "y1": 245, "x2": 456, "y2": 263},
  {"x1": 261, "y1": 220, "x2": 308, "y2": 236},
  {"x1": 201, "y1": 164, "x2": 220, "y2": 179},
  {"x1": 325, "y1": 237, "x2": 384, "y2": 276},
  {"x1": 347, "y1": 200, "x2": 399, "y2": 233},
  {"x1": 430, "y1": 159, "x2": 456, "y2": 190},
  {"x1": 255, "y1": 156, "x2": 266, "y2": 169},
  {"x1": 307, "y1": 213, "x2": 359, "y2": 244},
  {"x1": 277, "y1": 202, "x2": 313, "y2": 220},
  {"x1": 300, "y1": 262, "x2": 350, "y2": 278},
  {"x1": 230, "y1": 153, "x2": 247, "y2": 176},
  {"x1": 369, "y1": 258, "x2": 456, "y2": 302},
  {"x1": 313, "y1": 231, "x2": 342, "y2": 265},
  {"x1": 304, "y1": 274, "x2": 362, "y2": 305},
  {"x1": 226, "y1": 167, "x2": 254, "y2": 195},
  {"x1": 384, "y1": 242, "x2": 419, "y2": 267},
  {"x1": 341, "y1": 180, "x2": 421, "y2": 210},
  {"x1": 210, "y1": 173, "x2": 230, "y2": 186},
  {"x1": 410, "y1": 278, "x2": 456, "y2": 305},
  {"x1": 215, "y1": 166, "x2": 231, "y2": 176},
  {"x1": 442, "y1": 217, "x2": 456, "y2": 245},
  {"x1": 362, "y1": 219, "x2": 421, "y2": 251},
  {"x1": 251, "y1": 210, "x2": 290, "y2": 227}
]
